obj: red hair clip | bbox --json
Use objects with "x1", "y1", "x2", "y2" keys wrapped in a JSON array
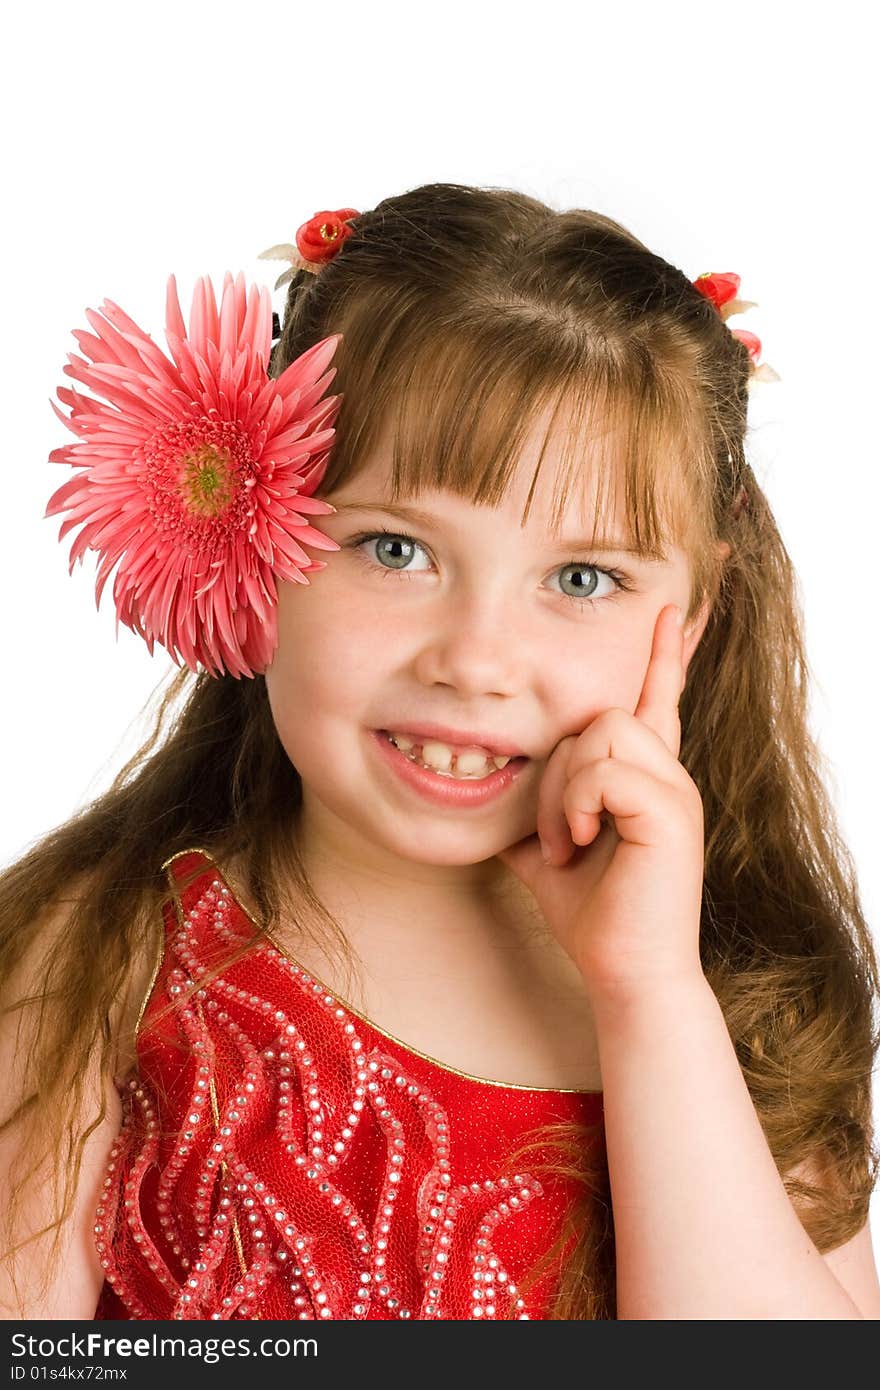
[
  {"x1": 693, "y1": 272, "x2": 775, "y2": 521},
  {"x1": 258, "y1": 208, "x2": 360, "y2": 291},
  {"x1": 692, "y1": 271, "x2": 780, "y2": 384}
]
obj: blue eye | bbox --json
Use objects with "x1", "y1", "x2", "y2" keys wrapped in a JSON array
[
  {"x1": 553, "y1": 561, "x2": 624, "y2": 604},
  {"x1": 346, "y1": 530, "x2": 633, "y2": 609},
  {"x1": 353, "y1": 532, "x2": 431, "y2": 572}
]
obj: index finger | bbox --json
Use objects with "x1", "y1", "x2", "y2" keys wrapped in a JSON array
[{"x1": 633, "y1": 603, "x2": 685, "y2": 750}]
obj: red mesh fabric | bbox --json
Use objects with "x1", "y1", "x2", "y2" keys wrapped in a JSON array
[{"x1": 93, "y1": 850, "x2": 604, "y2": 1320}]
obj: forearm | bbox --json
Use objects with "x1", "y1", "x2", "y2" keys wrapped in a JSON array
[{"x1": 591, "y1": 974, "x2": 863, "y2": 1319}]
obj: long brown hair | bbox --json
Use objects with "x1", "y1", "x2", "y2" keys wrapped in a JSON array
[{"x1": 3, "y1": 182, "x2": 877, "y2": 1319}]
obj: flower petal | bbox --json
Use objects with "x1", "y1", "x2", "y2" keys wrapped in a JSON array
[{"x1": 46, "y1": 274, "x2": 344, "y2": 677}]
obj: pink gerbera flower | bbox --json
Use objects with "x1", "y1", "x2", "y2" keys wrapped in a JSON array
[{"x1": 45, "y1": 272, "x2": 343, "y2": 679}]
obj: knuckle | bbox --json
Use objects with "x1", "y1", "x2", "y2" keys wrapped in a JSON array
[
  {"x1": 586, "y1": 707, "x2": 623, "y2": 737},
  {"x1": 604, "y1": 706, "x2": 632, "y2": 732},
  {"x1": 577, "y1": 755, "x2": 614, "y2": 781},
  {"x1": 677, "y1": 777, "x2": 704, "y2": 825}
]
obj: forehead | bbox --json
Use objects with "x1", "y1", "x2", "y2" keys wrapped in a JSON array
[{"x1": 325, "y1": 399, "x2": 636, "y2": 539}]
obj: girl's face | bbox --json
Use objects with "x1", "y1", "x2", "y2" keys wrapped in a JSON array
[{"x1": 264, "y1": 408, "x2": 724, "y2": 894}]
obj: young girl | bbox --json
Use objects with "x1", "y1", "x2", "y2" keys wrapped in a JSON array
[{"x1": 2, "y1": 182, "x2": 878, "y2": 1321}]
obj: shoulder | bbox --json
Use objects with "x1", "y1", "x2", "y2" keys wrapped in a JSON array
[
  {"x1": 0, "y1": 871, "x2": 127, "y2": 1316},
  {"x1": 8, "y1": 865, "x2": 167, "y2": 1088},
  {"x1": 3, "y1": 868, "x2": 97, "y2": 995}
]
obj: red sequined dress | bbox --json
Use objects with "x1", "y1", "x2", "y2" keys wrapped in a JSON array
[{"x1": 94, "y1": 849, "x2": 604, "y2": 1320}]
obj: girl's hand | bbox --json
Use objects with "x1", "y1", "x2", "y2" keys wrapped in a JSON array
[{"x1": 495, "y1": 604, "x2": 707, "y2": 1007}]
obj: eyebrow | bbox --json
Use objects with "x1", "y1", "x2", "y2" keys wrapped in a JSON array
[{"x1": 330, "y1": 501, "x2": 668, "y2": 563}]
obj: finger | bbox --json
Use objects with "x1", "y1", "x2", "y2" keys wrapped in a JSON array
[
  {"x1": 564, "y1": 757, "x2": 687, "y2": 851},
  {"x1": 566, "y1": 706, "x2": 685, "y2": 788},
  {"x1": 535, "y1": 733, "x2": 579, "y2": 863},
  {"x1": 633, "y1": 603, "x2": 684, "y2": 752}
]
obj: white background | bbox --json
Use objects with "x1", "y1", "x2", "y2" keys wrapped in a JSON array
[{"x1": 2, "y1": 1, "x2": 878, "y2": 1274}]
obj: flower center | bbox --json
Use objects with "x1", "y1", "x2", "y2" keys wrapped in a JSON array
[
  {"x1": 181, "y1": 444, "x2": 236, "y2": 517},
  {"x1": 142, "y1": 417, "x2": 258, "y2": 557}
]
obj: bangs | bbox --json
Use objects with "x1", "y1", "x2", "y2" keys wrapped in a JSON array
[{"x1": 319, "y1": 304, "x2": 709, "y2": 564}]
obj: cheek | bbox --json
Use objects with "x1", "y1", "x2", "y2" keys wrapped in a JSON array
[
  {"x1": 264, "y1": 582, "x2": 383, "y2": 729},
  {"x1": 548, "y1": 622, "x2": 652, "y2": 726}
]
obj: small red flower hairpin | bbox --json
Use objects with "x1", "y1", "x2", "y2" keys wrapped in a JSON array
[
  {"x1": 692, "y1": 271, "x2": 780, "y2": 384},
  {"x1": 258, "y1": 208, "x2": 360, "y2": 291},
  {"x1": 45, "y1": 272, "x2": 344, "y2": 680},
  {"x1": 693, "y1": 271, "x2": 777, "y2": 522}
]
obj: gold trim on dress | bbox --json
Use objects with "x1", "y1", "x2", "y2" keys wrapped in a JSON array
[
  {"x1": 132, "y1": 846, "x2": 218, "y2": 1043},
  {"x1": 133, "y1": 922, "x2": 166, "y2": 1042},
  {"x1": 131, "y1": 847, "x2": 201, "y2": 1042},
  {"x1": 162, "y1": 845, "x2": 602, "y2": 1098}
]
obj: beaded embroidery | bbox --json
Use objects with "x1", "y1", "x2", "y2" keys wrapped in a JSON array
[{"x1": 93, "y1": 853, "x2": 603, "y2": 1320}]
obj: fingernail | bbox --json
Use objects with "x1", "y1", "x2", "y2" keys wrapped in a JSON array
[{"x1": 539, "y1": 838, "x2": 552, "y2": 864}]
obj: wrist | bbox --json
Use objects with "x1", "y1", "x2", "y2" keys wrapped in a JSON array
[{"x1": 584, "y1": 969, "x2": 715, "y2": 1032}]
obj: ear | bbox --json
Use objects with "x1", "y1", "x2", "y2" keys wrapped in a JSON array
[{"x1": 682, "y1": 540, "x2": 731, "y2": 674}]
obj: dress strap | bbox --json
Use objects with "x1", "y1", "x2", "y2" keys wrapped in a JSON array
[
  {"x1": 130, "y1": 848, "x2": 218, "y2": 1046},
  {"x1": 161, "y1": 846, "x2": 216, "y2": 890}
]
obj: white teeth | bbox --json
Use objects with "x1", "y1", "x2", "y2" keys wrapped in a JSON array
[{"x1": 384, "y1": 731, "x2": 512, "y2": 779}]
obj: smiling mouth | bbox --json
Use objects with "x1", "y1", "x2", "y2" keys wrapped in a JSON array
[{"x1": 377, "y1": 729, "x2": 528, "y2": 780}]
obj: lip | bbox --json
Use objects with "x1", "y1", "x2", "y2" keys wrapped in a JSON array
[
  {"x1": 374, "y1": 722, "x2": 528, "y2": 758},
  {"x1": 369, "y1": 728, "x2": 529, "y2": 809}
]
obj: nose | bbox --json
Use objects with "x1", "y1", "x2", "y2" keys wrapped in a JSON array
[{"x1": 412, "y1": 586, "x2": 527, "y2": 697}]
